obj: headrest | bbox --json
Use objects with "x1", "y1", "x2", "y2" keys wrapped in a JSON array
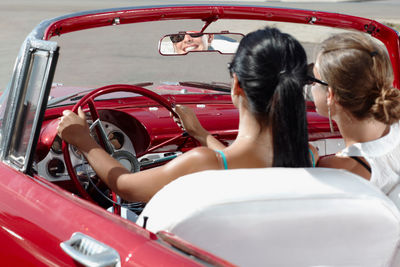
[{"x1": 137, "y1": 168, "x2": 400, "y2": 266}]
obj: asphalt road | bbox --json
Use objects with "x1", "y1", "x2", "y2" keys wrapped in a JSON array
[{"x1": 0, "y1": 0, "x2": 399, "y2": 90}]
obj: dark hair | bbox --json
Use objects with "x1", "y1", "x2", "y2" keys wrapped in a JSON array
[
  {"x1": 229, "y1": 27, "x2": 310, "y2": 167},
  {"x1": 317, "y1": 32, "x2": 400, "y2": 124}
]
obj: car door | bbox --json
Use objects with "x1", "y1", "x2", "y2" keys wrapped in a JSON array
[{"x1": 0, "y1": 33, "x2": 204, "y2": 266}]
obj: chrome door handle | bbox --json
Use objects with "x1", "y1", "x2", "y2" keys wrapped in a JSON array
[{"x1": 60, "y1": 232, "x2": 121, "y2": 267}]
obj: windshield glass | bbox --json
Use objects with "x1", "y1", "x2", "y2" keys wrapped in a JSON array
[
  {"x1": 52, "y1": 20, "x2": 233, "y2": 91},
  {"x1": 48, "y1": 19, "x2": 386, "y2": 106}
]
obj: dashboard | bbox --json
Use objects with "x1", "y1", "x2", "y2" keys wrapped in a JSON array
[{"x1": 37, "y1": 120, "x2": 136, "y2": 182}]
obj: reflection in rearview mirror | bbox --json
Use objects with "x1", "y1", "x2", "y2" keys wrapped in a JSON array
[{"x1": 159, "y1": 32, "x2": 243, "y2": 55}]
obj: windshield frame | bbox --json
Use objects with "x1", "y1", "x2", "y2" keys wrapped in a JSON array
[{"x1": 0, "y1": 36, "x2": 58, "y2": 173}]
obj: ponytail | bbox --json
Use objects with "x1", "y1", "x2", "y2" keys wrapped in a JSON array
[{"x1": 271, "y1": 74, "x2": 310, "y2": 167}]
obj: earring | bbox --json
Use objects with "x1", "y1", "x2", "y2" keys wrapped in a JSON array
[{"x1": 328, "y1": 106, "x2": 334, "y2": 133}]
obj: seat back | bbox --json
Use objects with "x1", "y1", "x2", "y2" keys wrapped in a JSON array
[{"x1": 137, "y1": 168, "x2": 400, "y2": 267}]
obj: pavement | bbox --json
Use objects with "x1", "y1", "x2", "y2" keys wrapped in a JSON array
[
  {"x1": 282, "y1": 0, "x2": 371, "y2": 2},
  {"x1": 259, "y1": 0, "x2": 371, "y2": 1}
]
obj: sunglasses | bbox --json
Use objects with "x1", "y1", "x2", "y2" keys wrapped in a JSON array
[
  {"x1": 306, "y1": 63, "x2": 328, "y2": 86},
  {"x1": 306, "y1": 76, "x2": 328, "y2": 86},
  {"x1": 170, "y1": 33, "x2": 204, "y2": 43}
]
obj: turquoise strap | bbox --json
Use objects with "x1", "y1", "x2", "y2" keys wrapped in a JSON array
[
  {"x1": 215, "y1": 150, "x2": 228, "y2": 170},
  {"x1": 309, "y1": 148, "x2": 315, "y2": 167}
]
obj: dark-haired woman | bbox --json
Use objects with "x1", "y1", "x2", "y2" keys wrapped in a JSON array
[
  {"x1": 57, "y1": 27, "x2": 313, "y2": 203},
  {"x1": 313, "y1": 32, "x2": 400, "y2": 195}
]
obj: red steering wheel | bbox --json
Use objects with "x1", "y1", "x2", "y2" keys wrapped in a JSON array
[{"x1": 62, "y1": 84, "x2": 182, "y2": 207}]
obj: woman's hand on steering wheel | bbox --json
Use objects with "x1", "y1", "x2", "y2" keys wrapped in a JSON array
[
  {"x1": 57, "y1": 107, "x2": 92, "y2": 149},
  {"x1": 173, "y1": 104, "x2": 227, "y2": 150},
  {"x1": 172, "y1": 105, "x2": 209, "y2": 144}
]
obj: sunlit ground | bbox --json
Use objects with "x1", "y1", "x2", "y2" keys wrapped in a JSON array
[{"x1": 384, "y1": 22, "x2": 400, "y2": 31}]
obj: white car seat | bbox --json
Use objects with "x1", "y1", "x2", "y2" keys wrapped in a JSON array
[
  {"x1": 389, "y1": 184, "x2": 400, "y2": 210},
  {"x1": 137, "y1": 168, "x2": 400, "y2": 267}
]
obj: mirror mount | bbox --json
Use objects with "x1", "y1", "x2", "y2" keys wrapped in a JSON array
[{"x1": 201, "y1": 15, "x2": 219, "y2": 33}]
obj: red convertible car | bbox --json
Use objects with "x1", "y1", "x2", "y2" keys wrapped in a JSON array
[{"x1": 1, "y1": 4, "x2": 400, "y2": 266}]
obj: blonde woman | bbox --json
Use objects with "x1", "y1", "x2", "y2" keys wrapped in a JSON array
[{"x1": 312, "y1": 32, "x2": 400, "y2": 194}]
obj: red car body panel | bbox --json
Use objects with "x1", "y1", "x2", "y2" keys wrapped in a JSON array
[{"x1": 0, "y1": 160, "x2": 211, "y2": 266}]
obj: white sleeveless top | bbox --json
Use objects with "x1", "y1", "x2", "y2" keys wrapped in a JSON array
[{"x1": 337, "y1": 121, "x2": 400, "y2": 194}]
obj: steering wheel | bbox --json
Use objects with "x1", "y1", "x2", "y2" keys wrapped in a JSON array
[{"x1": 61, "y1": 84, "x2": 183, "y2": 207}]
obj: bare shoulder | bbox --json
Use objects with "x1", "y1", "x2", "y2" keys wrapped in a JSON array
[
  {"x1": 165, "y1": 146, "x2": 220, "y2": 173},
  {"x1": 191, "y1": 146, "x2": 219, "y2": 156},
  {"x1": 317, "y1": 155, "x2": 348, "y2": 168},
  {"x1": 184, "y1": 147, "x2": 221, "y2": 169},
  {"x1": 317, "y1": 154, "x2": 371, "y2": 180}
]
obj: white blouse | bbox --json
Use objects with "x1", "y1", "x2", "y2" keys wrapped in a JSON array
[{"x1": 337, "y1": 121, "x2": 400, "y2": 194}]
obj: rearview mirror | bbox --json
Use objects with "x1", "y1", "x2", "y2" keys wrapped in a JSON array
[{"x1": 159, "y1": 32, "x2": 243, "y2": 55}]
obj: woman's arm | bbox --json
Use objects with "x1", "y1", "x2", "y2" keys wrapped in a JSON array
[
  {"x1": 173, "y1": 104, "x2": 226, "y2": 150},
  {"x1": 57, "y1": 108, "x2": 220, "y2": 202}
]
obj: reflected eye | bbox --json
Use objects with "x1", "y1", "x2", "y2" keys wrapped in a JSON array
[
  {"x1": 170, "y1": 34, "x2": 185, "y2": 43},
  {"x1": 170, "y1": 33, "x2": 204, "y2": 43}
]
